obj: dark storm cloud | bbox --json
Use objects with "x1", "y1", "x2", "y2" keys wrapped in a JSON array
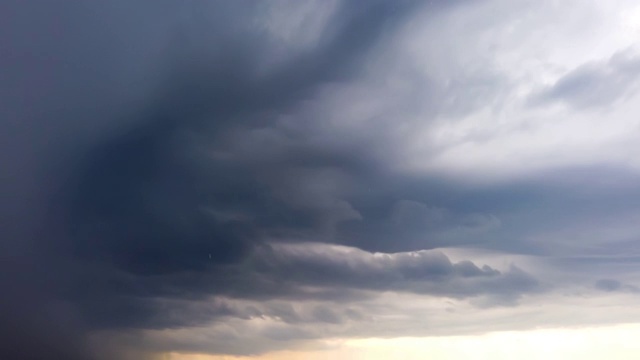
[
  {"x1": 3, "y1": 0, "x2": 477, "y2": 358},
  {"x1": 1, "y1": 1, "x2": 187, "y2": 357},
  {"x1": 8, "y1": 0, "x2": 613, "y2": 357},
  {"x1": 63, "y1": 240, "x2": 538, "y2": 335},
  {"x1": 63, "y1": 0, "x2": 426, "y2": 277}
]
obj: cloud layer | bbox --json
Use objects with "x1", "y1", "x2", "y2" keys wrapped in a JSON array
[{"x1": 3, "y1": 0, "x2": 640, "y2": 359}]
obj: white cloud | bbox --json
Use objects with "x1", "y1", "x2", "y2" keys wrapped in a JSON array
[{"x1": 289, "y1": 0, "x2": 640, "y2": 182}]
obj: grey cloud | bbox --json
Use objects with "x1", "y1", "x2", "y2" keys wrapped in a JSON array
[
  {"x1": 594, "y1": 279, "x2": 640, "y2": 293},
  {"x1": 71, "y1": 126, "x2": 635, "y2": 354},
  {"x1": 62, "y1": 0, "x2": 426, "y2": 278},
  {"x1": 418, "y1": 165, "x2": 640, "y2": 257},
  {"x1": 250, "y1": 243, "x2": 539, "y2": 300},
  {"x1": 311, "y1": 305, "x2": 344, "y2": 324},
  {"x1": 339, "y1": 195, "x2": 503, "y2": 253},
  {"x1": 391, "y1": 200, "x2": 449, "y2": 226},
  {"x1": 65, "y1": 242, "x2": 537, "y2": 336},
  {"x1": 2, "y1": 0, "x2": 447, "y2": 357},
  {"x1": 0, "y1": 0, "x2": 430, "y2": 359},
  {"x1": 595, "y1": 279, "x2": 623, "y2": 292},
  {"x1": 530, "y1": 49, "x2": 640, "y2": 109},
  {"x1": 10, "y1": 0, "x2": 637, "y2": 358}
]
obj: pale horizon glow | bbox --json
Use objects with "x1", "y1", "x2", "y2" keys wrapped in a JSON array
[{"x1": 166, "y1": 323, "x2": 640, "y2": 360}]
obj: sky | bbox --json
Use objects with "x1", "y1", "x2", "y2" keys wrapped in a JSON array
[{"x1": 2, "y1": 0, "x2": 640, "y2": 359}]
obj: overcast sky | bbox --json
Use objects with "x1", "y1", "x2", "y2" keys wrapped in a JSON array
[{"x1": 3, "y1": 0, "x2": 640, "y2": 359}]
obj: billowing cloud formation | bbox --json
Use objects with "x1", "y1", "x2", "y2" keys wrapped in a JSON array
[
  {"x1": 3, "y1": 0, "x2": 640, "y2": 359},
  {"x1": 250, "y1": 243, "x2": 537, "y2": 301}
]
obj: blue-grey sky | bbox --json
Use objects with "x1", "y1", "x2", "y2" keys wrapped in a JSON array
[{"x1": 3, "y1": 1, "x2": 640, "y2": 359}]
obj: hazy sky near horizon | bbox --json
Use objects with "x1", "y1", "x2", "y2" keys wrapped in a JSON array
[
  {"x1": 164, "y1": 324, "x2": 640, "y2": 360},
  {"x1": 3, "y1": 0, "x2": 640, "y2": 359}
]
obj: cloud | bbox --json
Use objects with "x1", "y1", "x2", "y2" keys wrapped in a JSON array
[
  {"x1": 2, "y1": 0, "x2": 457, "y2": 358},
  {"x1": 530, "y1": 49, "x2": 640, "y2": 108},
  {"x1": 594, "y1": 279, "x2": 640, "y2": 293},
  {"x1": 4, "y1": 0, "x2": 640, "y2": 359},
  {"x1": 67, "y1": 241, "x2": 538, "y2": 336},
  {"x1": 251, "y1": 242, "x2": 537, "y2": 299}
]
